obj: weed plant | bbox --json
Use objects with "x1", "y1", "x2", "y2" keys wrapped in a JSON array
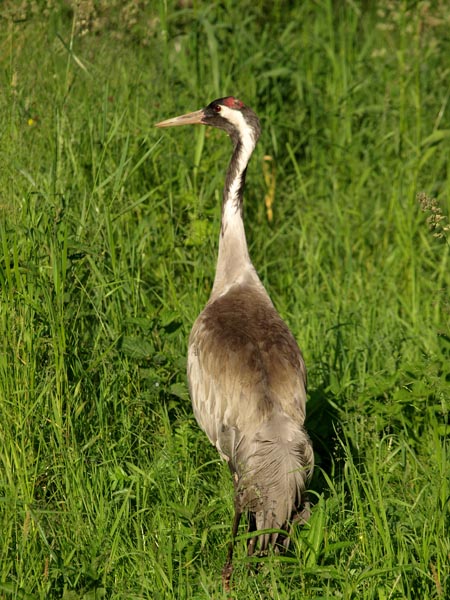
[{"x1": 1, "y1": 1, "x2": 449, "y2": 598}]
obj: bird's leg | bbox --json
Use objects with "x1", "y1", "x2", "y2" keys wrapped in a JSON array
[
  {"x1": 222, "y1": 507, "x2": 242, "y2": 592},
  {"x1": 246, "y1": 512, "x2": 257, "y2": 556}
]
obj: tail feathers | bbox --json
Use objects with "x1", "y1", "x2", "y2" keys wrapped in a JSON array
[{"x1": 233, "y1": 414, "x2": 314, "y2": 554}]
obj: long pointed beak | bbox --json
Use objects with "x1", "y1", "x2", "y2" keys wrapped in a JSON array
[{"x1": 155, "y1": 108, "x2": 205, "y2": 128}]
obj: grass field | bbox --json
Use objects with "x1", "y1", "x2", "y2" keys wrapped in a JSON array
[{"x1": 1, "y1": 1, "x2": 450, "y2": 598}]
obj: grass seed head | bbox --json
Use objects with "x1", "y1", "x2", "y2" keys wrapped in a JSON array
[{"x1": 417, "y1": 191, "x2": 450, "y2": 240}]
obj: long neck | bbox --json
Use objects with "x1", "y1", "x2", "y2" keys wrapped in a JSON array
[{"x1": 210, "y1": 135, "x2": 258, "y2": 297}]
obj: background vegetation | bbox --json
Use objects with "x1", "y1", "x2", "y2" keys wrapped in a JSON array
[{"x1": 1, "y1": 0, "x2": 449, "y2": 598}]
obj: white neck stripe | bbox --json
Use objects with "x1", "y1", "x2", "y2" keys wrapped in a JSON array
[{"x1": 219, "y1": 106, "x2": 256, "y2": 207}]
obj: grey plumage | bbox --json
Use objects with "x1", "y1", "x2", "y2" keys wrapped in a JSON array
[
  {"x1": 155, "y1": 97, "x2": 313, "y2": 583},
  {"x1": 188, "y1": 282, "x2": 313, "y2": 552}
]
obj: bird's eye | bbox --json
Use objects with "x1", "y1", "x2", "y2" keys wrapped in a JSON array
[{"x1": 213, "y1": 105, "x2": 221, "y2": 113}]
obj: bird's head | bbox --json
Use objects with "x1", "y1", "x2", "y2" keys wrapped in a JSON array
[{"x1": 155, "y1": 96, "x2": 261, "y2": 146}]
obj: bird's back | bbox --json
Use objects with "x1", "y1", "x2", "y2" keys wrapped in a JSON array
[{"x1": 187, "y1": 279, "x2": 313, "y2": 551}]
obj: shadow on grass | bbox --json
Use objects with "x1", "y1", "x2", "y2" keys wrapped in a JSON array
[{"x1": 306, "y1": 383, "x2": 343, "y2": 497}]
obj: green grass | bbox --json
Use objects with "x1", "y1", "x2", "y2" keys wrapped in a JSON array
[{"x1": 1, "y1": 0, "x2": 450, "y2": 598}]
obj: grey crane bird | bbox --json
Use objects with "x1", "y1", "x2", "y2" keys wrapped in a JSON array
[{"x1": 155, "y1": 97, "x2": 314, "y2": 585}]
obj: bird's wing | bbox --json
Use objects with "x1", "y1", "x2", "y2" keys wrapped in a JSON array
[{"x1": 187, "y1": 284, "x2": 307, "y2": 459}]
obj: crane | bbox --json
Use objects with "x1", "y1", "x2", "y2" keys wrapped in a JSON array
[{"x1": 155, "y1": 97, "x2": 314, "y2": 586}]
